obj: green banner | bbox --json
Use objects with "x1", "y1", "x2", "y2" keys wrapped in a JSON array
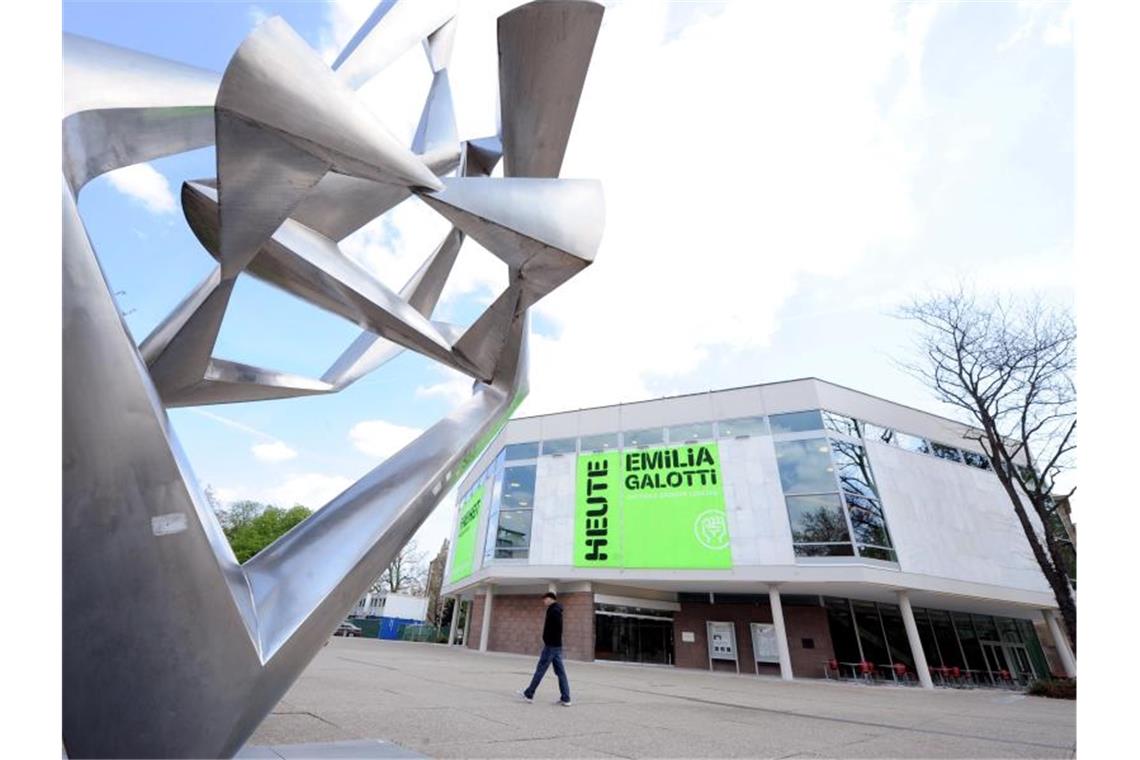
[
  {"x1": 575, "y1": 443, "x2": 731, "y2": 569},
  {"x1": 450, "y1": 483, "x2": 484, "y2": 583}
]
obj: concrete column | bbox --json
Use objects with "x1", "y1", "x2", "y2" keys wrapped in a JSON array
[
  {"x1": 767, "y1": 586, "x2": 794, "y2": 681},
  {"x1": 447, "y1": 596, "x2": 460, "y2": 645},
  {"x1": 897, "y1": 590, "x2": 934, "y2": 689},
  {"x1": 1042, "y1": 609, "x2": 1077, "y2": 677},
  {"x1": 478, "y1": 584, "x2": 494, "y2": 653},
  {"x1": 462, "y1": 599, "x2": 472, "y2": 646}
]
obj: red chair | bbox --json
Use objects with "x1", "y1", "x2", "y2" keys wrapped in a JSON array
[
  {"x1": 892, "y1": 662, "x2": 909, "y2": 684},
  {"x1": 825, "y1": 659, "x2": 840, "y2": 680},
  {"x1": 999, "y1": 669, "x2": 1013, "y2": 686},
  {"x1": 858, "y1": 661, "x2": 876, "y2": 682}
]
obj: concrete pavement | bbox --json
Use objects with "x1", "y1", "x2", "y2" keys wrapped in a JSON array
[{"x1": 247, "y1": 639, "x2": 1075, "y2": 758}]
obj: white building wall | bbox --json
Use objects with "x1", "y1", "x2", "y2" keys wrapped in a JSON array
[
  {"x1": 868, "y1": 441, "x2": 1050, "y2": 593},
  {"x1": 719, "y1": 436, "x2": 795, "y2": 566},
  {"x1": 530, "y1": 454, "x2": 575, "y2": 566}
]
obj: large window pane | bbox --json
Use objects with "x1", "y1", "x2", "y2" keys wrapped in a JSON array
[
  {"x1": 718, "y1": 416, "x2": 767, "y2": 438},
  {"x1": 931, "y1": 442, "x2": 964, "y2": 463},
  {"x1": 824, "y1": 597, "x2": 862, "y2": 663},
  {"x1": 770, "y1": 410, "x2": 824, "y2": 434},
  {"x1": 848, "y1": 506, "x2": 889, "y2": 546},
  {"x1": 852, "y1": 601, "x2": 890, "y2": 666},
  {"x1": 579, "y1": 432, "x2": 619, "y2": 453},
  {"x1": 793, "y1": 543, "x2": 855, "y2": 557},
  {"x1": 857, "y1": 546, "x2": 897, "y2": 562},
  {"x1": 953, "y1": 612, "x2": 983, "y2": 672},
  {"x1": 822, "y1": 410, "x2": 861, "y2": 437},
  {"x1": 831, "y1": 441, "x2": 879, "y2": 498},
  {"x1": 494, "y1": 509, "x2": 532, "y2": 556},
  {"x1": 786, "y1": 494, "x2": 851, "y2": 544},
  {"x1": 863, "y1": 422, "x2": 895, "y2": 445},
  {"x1": 972, "y1": 614, "x2": 999, "y2": 642},
  {"x1": 668, "y1": 422, "x2": 714, "y2": 442},
  {"x1": 775, "y1": 438, "x2": 836, "y2": 494},
  {"x1": 961, "y1": 449, "x2": 992, "y2": 470},
  {"x1": 624, "y1": 427, "x2": 664, "y2": 448},
  {"x1": 929, "y1": 610, "x2": 965, "y2": 669},
  {"x1": 503, "y1": 442, "x2": 539, "y2": 461},
  {"x1": 895, "y1": 432, "x2": 932, "y2": 455},
  {"x1": 914, "y1": 609, "x2": 942, "y2": 667},
  {"x1": 878, "y1": 603, "x2": 914, "y2": 670},
  {"x1": 501, "y1": 465, "x2": 536, "y2": 509},
  {"x1": 540, "y1": 437, "x2": 576, "y2": 456}
]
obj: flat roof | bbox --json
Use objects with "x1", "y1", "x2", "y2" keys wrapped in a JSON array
[{"x1": 511, "y1": 375, "x2": 977, "y2": 432}]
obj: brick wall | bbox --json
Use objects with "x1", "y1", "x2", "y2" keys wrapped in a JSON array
[
  {"x1": 673, "y1": 600, "x2": 835, "y2": 678},
  {"x1": 465, "y1": 591, "x2": 594, "y2": 662}
]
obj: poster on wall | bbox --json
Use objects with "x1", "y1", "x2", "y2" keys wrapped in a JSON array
[
  {"x1": 575, "y1": 442, "x2": 731, "y2": 568},
  {"x1": 449, "y1": 483, "x2": 485, "y2": 583},
  {"x1": 750, "y1": 623, "x2": 779, "y2": 663}
]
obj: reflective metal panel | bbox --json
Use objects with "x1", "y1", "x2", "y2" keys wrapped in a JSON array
[{"x1": 63, "y1": 2, "x2": 605, "y2": 755}]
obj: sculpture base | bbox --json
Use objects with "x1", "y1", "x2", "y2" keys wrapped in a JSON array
[{"x1": 236, "y1": 739, "x2": 424, "y2": 759}]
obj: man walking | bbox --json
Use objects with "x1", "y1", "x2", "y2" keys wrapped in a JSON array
[{"x1": 517, "y1": 592, "x2": 572, "y2": 706}]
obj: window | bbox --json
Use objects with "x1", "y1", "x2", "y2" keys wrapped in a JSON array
[
  {"x1": 668, "y1": 422, "x2": 713, "y2": 442},
  {"x1": 777, "y1": 438, "x2": 896, "y2": 562},
  {"x1": 894, "y1": 431, "x2": 931, "y2": 455},
  {"x1": 495, "y1": 464, "x2": 536, "y2": 558},
  {"x1": 774, "y1": 439, "x2": 836, "y2": 494},
  {"x1": 961, "y1": 449, "x2": 992, "y2": 470},
  {"x1": 830, "y1": 440, "x2": 879, "y2": 498},
  {"x1": 579, "y1": 432, "x2": 619, "y2": 453},
  {"x1": 822, "y1": 410, "x2": 860, "y2": 437},
  {"x1": 540, "y1": 437, "x2": 576, "y2": 456},
  {"x1": 770, "y1": 410, "x2": 824, "y2": 434},
  {"x1": 786, "y1": 494, "x2": 851, "y2": 544},
  {"x1": 718, "y1": 416, "x2": 767, "y2": 438},
  {"x1": 624, "y1": 427, "x2": 664, "y2": 448},
  {"x1": 930, "y1": 442, "x2": 964, "y2": 463},
  {"x1": 504, "y1": 442, "x2": 539, "y2": 461},
  {"x1": 863, "y1": 422, "x2": 895, "y2": 445}
]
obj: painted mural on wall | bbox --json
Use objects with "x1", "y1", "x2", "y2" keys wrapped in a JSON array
[{"x1": 575, "y1": 443, "x2": 732, "y2": 568}]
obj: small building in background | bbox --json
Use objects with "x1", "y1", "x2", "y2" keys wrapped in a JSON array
[{"x1": 349, "y1": 591, "x2": 429, "y2": 639}]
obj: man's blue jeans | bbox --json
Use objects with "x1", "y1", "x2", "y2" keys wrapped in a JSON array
[{"x1": 524, "y1": 645, "x2": 570, "y2": 702}]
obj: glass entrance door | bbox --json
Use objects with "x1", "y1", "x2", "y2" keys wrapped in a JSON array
[
  {"x1": 1005, "y1": 644, "x2": 1037, "y2": 682},
  {"x1": 980, "y1": 640, "x2": 1007, "y2": 683}
]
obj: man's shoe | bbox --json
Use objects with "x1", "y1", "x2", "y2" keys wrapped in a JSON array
[
  {"x1": 556, "y1": 699, "x2": 572, "y2": 706},
  {"x1": 516, "y1": 689, "x2": 533, "y2": 703}
]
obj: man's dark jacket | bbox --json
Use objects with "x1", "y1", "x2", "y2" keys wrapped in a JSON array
[{"x1": 542, "y1": 602, "x2": 563, "y2": 647}]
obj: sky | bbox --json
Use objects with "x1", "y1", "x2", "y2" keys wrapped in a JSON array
[{"x1": 63, "y1": 0, "x2": 1074, "y2": 560}]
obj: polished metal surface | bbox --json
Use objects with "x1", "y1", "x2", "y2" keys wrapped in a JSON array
[
  {"x1": 63, "y1": 2, "x2": 605, "y2": 756},
  {"x1": 498, "y1": 0, "x2": 603, "y2": 178}
]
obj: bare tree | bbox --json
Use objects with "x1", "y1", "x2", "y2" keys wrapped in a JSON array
[
  {"x1": 899, "y1": 288, "x2": 1077, "y2": 652},
  {"x1": 372, "y1": 539, "x2": 428, "y2": 595}
]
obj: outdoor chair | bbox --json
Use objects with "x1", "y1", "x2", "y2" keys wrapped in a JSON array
[
  {"x1": 824, "y1": 659, "x2": 840, "y2": 680},
  {"x1": 858, "y1": 661, "x2": 876, "y2": 683}
]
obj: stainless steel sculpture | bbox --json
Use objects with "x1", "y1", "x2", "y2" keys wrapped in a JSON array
[{"x1": 62, "y1": 2, "x2": 604, "y2": 757}]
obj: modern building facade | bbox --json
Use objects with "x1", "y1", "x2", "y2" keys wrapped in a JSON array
[{"x1": 440, "y1": 378, "x2": 1077, "y2": 687}]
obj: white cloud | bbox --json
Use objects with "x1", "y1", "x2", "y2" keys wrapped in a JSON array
[
  {"x1": 349, "y1": 419, "x2": 424, "y2": 460},
  {"x1": 999, "y1": 1, "x2": 1073, "y2": 52},
  {"x1": 251, "y1": 440, "x2": 298, "y2": 463},
  {"x1": 248, "y1": 5, "x2": 270, "y2": 29},
  {"x1": 415, "y1": 366, "x2": 473, "y2": 406},
  {"x1": 105, "y1": 162, "x2": 176, "y2": 214},
  {"x1": 264, "y1": 473, "x2": 354, "y2": 510}
]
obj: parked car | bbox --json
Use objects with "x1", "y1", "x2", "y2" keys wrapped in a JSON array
[{"x1": 333, "y1": 621, "x2": 362, "y2": 637}]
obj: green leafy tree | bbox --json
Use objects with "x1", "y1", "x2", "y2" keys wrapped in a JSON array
[{"x1": 212, "y1": 498, "x2": 313, "y2": 563}]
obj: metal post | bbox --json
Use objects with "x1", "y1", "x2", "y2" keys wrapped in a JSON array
[
  {"x1": 1042, "y1": 609, "x2": 1076, "y2": 677},
  {"x1": 768, "y1": 587, "x2": 794, "y2": 681},
  {"x1": 479, "y1": 584, "x2": 494, "y2": 653},
  {"x1": 447, "y1": 596, "x2": 460, "y2": 645},
  {"x1": 897, "y1": 591, "x2": 933, "y2": 689}
]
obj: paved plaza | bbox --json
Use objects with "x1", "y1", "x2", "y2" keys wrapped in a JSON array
[{"x1": 245, "y1": 639, "x2": 1075, "y2": 759}]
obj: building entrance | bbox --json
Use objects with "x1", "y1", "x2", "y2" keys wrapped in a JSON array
[{"x1": 594, "y1": 604, "x2": 675, "y2": 665}]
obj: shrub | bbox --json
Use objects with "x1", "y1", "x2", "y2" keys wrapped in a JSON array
[{"x1": 1027, "y1": 678, "x2": 1076, "y2": 699}]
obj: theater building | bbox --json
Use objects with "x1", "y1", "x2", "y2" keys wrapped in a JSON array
[{"x1": 439, "y1": 378, "x2": 1077, "y2": 687}]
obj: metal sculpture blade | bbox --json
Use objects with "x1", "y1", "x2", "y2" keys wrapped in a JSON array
[
  {"x1": 62, "y1": 2, "x2": 605, "y2": 757},
  {"x1": 498, "y1": 0, "x2": 604, "y2": 178}
]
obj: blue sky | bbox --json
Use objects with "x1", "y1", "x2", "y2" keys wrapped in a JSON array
[{"x1": 64, "y1": 0, "x2": 1074, "y2": 555}]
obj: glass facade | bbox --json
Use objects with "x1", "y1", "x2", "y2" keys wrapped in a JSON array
[
  {"x1": 594, "y1": 604, "x2": 675, "y2": 665},
  {"x1": 457, "y1": 405, "x2": 1023, "y2": 573},
  {"x1": 823, "y1": 596, "x2": 1047, "y2": 684},
  {"x1": 774, "y1": 434, "x2": 896, "y2": 561}
]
